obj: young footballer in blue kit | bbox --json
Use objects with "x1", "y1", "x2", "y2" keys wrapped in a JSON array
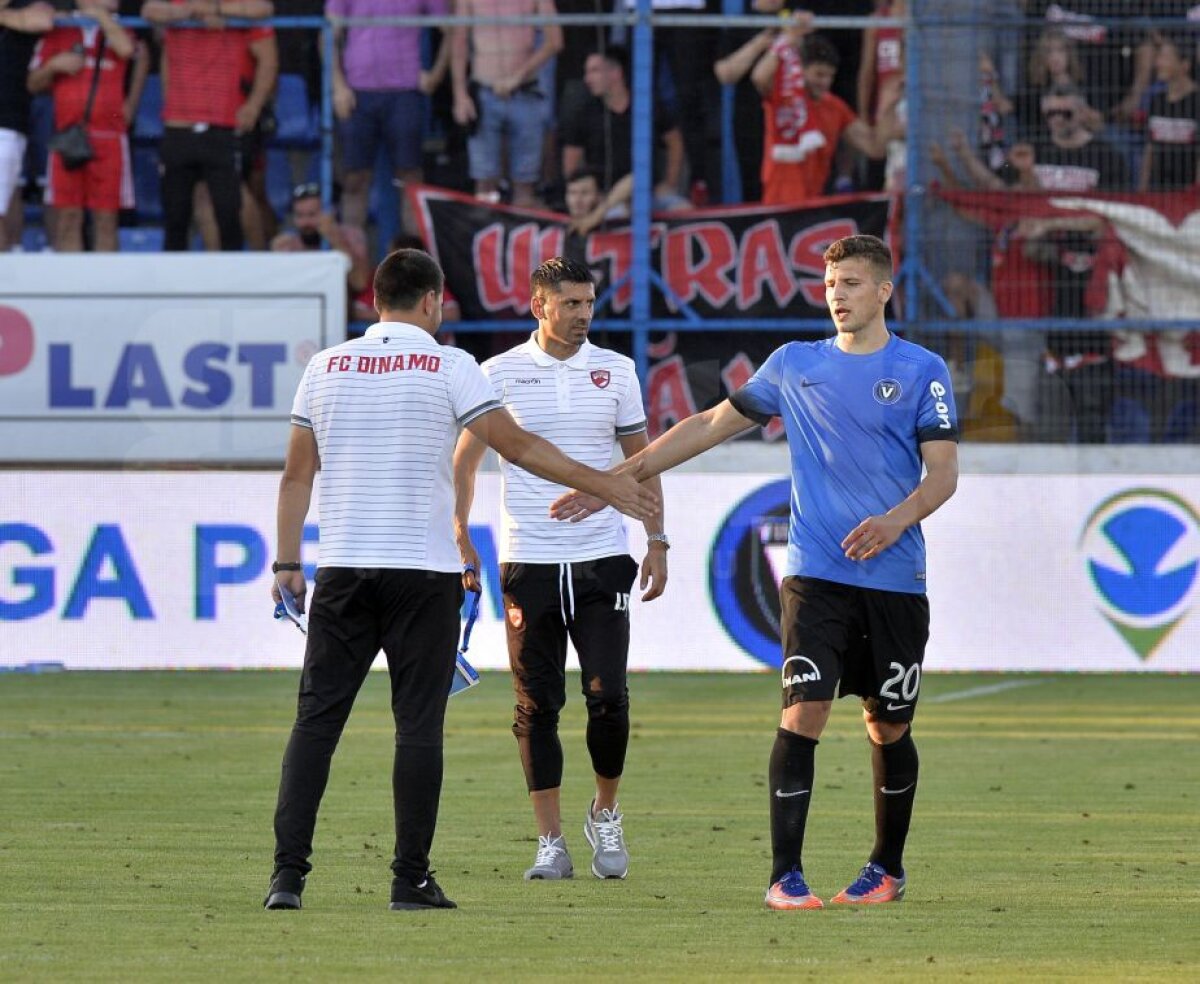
[{"x1": 551, "y1": 235, "x2": 960, "y2": 909}]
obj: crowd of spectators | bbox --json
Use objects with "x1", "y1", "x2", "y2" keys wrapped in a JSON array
[{"x1": 1, "y1": 1, "x2": 1198, "y2": 442}]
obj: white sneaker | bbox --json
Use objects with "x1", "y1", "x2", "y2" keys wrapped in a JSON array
[
  {"x1": 584, "y1": 800, "x2": 629, "y2": 879},
  {"x1": 524, "y1": 834, "x2": 574, "y2": 880}
]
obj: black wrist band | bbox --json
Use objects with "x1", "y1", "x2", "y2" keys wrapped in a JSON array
[{"x1": 272, "y1": 561, "x2": 302, "y2": 573}]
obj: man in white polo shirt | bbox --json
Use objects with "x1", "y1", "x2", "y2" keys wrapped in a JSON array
[
  {"x1": 454, "y1": 257, "x2": 668, "y2": 882},
  {"x1": 264, "y1": 249, "x2": 658, "y2": 913}
]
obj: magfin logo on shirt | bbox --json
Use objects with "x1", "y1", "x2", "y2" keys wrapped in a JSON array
[{"x1": 590, "y1": 369, "x2": 611, "y2": 389}]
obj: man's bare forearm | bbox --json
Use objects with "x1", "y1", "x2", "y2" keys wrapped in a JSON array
[{"x1": 276, "y1": 475, "x2": 313, "y2": 562}]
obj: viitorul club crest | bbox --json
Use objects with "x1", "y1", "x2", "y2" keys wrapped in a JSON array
[{"x1": 1079, "y1": 488, "x2": 1200, "y2": 659}]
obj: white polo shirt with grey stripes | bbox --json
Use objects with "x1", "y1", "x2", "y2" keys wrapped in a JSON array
[
  {"x1": 484, "y1": 334, "x2": 646, "y2": 564},
  {"x1": 291, "y1": 322, "x2": 502, "y2": 572}
]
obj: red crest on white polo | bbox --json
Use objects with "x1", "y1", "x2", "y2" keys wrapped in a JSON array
[
  {"x1": 507, "y1": 606, "x2": 524, "y2": 629},
  {"x1": 590, "y1": 369, "x2": 611, "y2": 388}
]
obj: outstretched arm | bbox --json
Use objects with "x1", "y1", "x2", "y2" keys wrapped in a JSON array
[
  {"x1": 466, "y1": 408, "x2": 659, "y2": 521},
  {"x1": 842, "y1": 439, "x2": 958, "y2": 561},
  {"x1": 551, "y1": 399, "x2": 757, "y2": 521},
  {"x1": 624, "y1": 398, "x2": 757, "y2": 482}
]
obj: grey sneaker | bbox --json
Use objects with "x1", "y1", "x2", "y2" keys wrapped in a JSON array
[
  {"x1": 584, "y1": 800, "x2": 629, "y2": 879},
  {"x1": 524, "y1": 834, "x2": 574, "y2": 880}
]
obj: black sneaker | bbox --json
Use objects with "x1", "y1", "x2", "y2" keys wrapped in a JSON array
[
  {"x1": 389, "y1": 871, "x2": 457, "y2": 910},
  {"x1": 263, "y1": 867, "x2": 306, "y2": 910}
]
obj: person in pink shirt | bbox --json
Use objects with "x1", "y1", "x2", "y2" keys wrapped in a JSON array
[{"x1": 327, "y1": 0, "x2": 450, "y2": 235}]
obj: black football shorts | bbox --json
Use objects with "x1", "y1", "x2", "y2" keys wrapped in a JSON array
[{"x1": 778, "y1": 575, "x2": 930, "y2": 723}]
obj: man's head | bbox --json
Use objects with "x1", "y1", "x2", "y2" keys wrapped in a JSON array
[
  {"x1": 373, "y1": 248, "x2": 445, "y2": 333},
  {"x1": 1155, "y1": 32, "x2": 1195, "y2": 83},
  {"x1": 583, "y1": 46, "x2": 629, "y2": 100},
  {"x1": 291, "y1": 182, "x2": 323, "y2": 248},
  {"x1": 530, "y1": 257, "x2": 596, "y2": 353},
  {"x1": 801, "y1": 35, "x2": 840, "y2": 101},
  {"x1": 565, "y1": 168, "x2": 602, "y2": 220},
  {"x1": 822, "y1": 235, "x2": 893, "y2": 336},
  {"x1": 1041, "y1": 84, "x2": 1085, "y2": 142}
]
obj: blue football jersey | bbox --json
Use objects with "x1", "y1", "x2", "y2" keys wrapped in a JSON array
[{"x1": 730, "y1": 334, "x2": 958, "y2": 594}]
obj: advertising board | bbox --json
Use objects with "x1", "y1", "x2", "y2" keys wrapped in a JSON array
[
  {"x1": 2, "y1": 471, "x2": 1196, "y2": 672},
  {"x1": 0, "y1": 254, "x2": 347, "y2": 462}
]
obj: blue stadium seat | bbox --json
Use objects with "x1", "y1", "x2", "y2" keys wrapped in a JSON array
[
  {"x1": 272, "y1": 74, "x2": 319, "y2": 148},
  {"x1": 1108, "y1": 398, "x2": 1152, "y2": 444},
  {"x1": 132, "y1": 147, "x2": 162, "y2": 221},
  {"x1": 118, "y1": 227, "x2": 165, "y2": 252},
  {"x1": 134, "y1": 75, "x2": 163, "y2": 144},
  {"x1": 20, "y1": 227, "x2": 50, "y2": 252},
  {"x1": 265, "y1": 149, "x2": 293, "y2": 221},
  {"x1": 265, "y1": 148, "x2": 320, "y2": 223}
]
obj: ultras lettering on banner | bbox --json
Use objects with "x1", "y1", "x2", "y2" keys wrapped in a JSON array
[
  {"x1": 415, "y1": 185, "x2": 894, "y2": 321},
  {"x1": 48, "y1": 342, "x2": 287, "y2": 410}
]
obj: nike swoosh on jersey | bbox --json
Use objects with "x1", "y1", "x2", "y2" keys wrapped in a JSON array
[
  {"x1": 880, "y1": 782, "x2": 916, "y2": 796},
  {"x1": 800, "y1": 379, "x2": 824, "y2": 388},
  {"x1": 774, "y1": 788, "x2": 811, "y2": 798}
]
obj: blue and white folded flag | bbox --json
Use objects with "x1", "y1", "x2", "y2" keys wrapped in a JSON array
[
  {"x1": 452, "y1": 585, "x2": 482, "y2": 697},
  {"x1": 273, "y1": 579, "x2": 308, "y2": 635}
]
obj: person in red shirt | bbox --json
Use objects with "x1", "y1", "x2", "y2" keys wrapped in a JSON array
[
  {"x1": 752, "y1": 22, "x2": 890, "y2": 205},
  {"x1": 141, "y1": 0, "x2": 275, "y2": 251},
  {"x1": 27, "y1": 0, "x2": 135, "y2": 251}
]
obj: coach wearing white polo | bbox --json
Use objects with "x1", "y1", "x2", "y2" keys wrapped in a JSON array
[
  {"x1": 263, "y1": 249, "x2": 658, "y2": 913},
  {"x1": 454, "y1": 257, "x2": 668, "y2": 884}
]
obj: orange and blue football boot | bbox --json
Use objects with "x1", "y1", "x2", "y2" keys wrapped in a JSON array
[
  {"x1": 831, "y1": 861, "x2": 906, "y2": 904},
  {"x1": 765, "y1": 867, "x2": 824, "y2": 910}
]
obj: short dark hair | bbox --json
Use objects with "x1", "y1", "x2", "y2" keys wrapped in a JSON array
[
  {"x1": 566, "y1": 166, "x2": 603, "y2": 189},
  {"x1": 801, "y1": 34, "x2": 840, "y2": 70},
  {"x1": 530, "y1": 256, "x2": 595, "y2": 298},
  {"x1": 374, "y1": 248, "x2": 444, "y2": 311},
  {"x1": 590, "y1": 44, "x2": 629, "y2": 82},
  {"x1": 823, "y1": 235, "x2": 893, "y2": 282}
]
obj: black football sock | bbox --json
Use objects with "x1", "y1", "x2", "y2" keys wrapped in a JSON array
[
  {"x1": 869, "y1": 727, "x2": 919, "y2": 878},
  {"x1": 768, "y1": 728, "x2": 818, "y2": 884}
]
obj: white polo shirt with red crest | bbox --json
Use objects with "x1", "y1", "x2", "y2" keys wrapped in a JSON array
[{"x1": 483, "y1": 334, "x2": 646, "y2": 563}]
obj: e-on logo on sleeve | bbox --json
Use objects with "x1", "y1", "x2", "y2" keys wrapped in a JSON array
[
  {"x1": 709, "y1": 479, "x2": 791, "y2": 668},
  {"x1": 1079, "y1": 488, "x2": 1200, "y2": 660}
]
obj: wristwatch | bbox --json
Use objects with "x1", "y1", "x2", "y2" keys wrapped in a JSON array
[
  {"x1": 272, "y1": 561, "x2": 303, "y2": 573},
  {"x1": 647, "y1": 533, "x2": 671, "y2": 549}
]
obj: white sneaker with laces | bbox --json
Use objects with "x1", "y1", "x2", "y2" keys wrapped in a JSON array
[
  {"x1": 523, "y1": 834, "x2": 574, "y2": 880},
  {"x1": 584, "y1": 800, "x2": 629, "y2": 879}
]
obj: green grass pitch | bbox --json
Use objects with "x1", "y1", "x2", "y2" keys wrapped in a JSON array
[{"x1": 1, "y1": 671, "x2": 1197, "y2": 981}]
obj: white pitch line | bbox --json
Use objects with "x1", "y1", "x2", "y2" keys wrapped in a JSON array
[{"x1": 926, "y1": 679, "x2": 1044, "y2": 704}]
